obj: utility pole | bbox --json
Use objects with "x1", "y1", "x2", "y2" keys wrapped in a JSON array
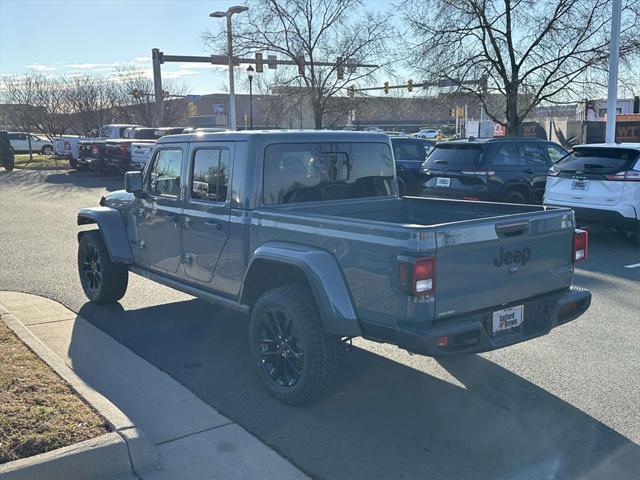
[
  {"x1": 210, "y1": 6, "x2": 249, "y2": 130},
  {"x1": 152, "y1": 48, "x2": 163, "y2": 127},
  {"x1": 606, "y1": 0, "x2": 622, "y2": 143}
]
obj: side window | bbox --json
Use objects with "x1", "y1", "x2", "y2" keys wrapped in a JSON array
[
  {"x1": 191, "y1": 148, "x2": 230, "y2": 202},
  {"x1": 491, "y1": 144, "x2": 525, "y2": 166},
  {"x1": 148, "y1": 149, "x2": 183, "y2": 197},
  {"x1": 392, "y1": 141, "x2": 425, "y2": 161},
  {"x1": 524, "y1": 144, "x2": 547, "y2": 165},
  {"x1": 546, "y1": 145, "x2": 566, "y2": 164}
]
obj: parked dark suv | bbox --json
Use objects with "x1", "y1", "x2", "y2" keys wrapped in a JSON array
[
  {"x1": 420, "y1": 138, "x2": 567, "y2": 204},
  {"x1": 391, "y1": 136, "x2": 437, "y2": 195},
  {"x1": 0, "y1": 130, "x2": 15, "y2": 171}
]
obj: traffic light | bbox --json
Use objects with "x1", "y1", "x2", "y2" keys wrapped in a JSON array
[
  {"x1": 348, "y1": 85, "x2": 355, "y2": 98},
  {"x1": 131, "y1": 88, "x2": 140, "y2": 99},
  {"x1": 297, "y1": 55, "x2": 305, "y2": 75},
  {"x1": 384, "y1": 82, "x2": 389, "y2": 94},
  {"x1": 337, "y1": 57, "x2": 344, "y2": 80},
  {"x1": 407, "y1": 79, "x2": 413, "y2": 92},
  {"x1": 449, "y1": 108, "x2": 456, "y2": 117},
  {"x1": 255, "y1": 52, "x2": 263, "y2": 73}
]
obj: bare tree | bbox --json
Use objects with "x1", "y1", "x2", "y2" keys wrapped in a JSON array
[
  {"x1": 67, "y1": 75, "x2": 121, "y2": 134},
  {"x1": 114, "y1": 67, "x2": 189, "y2": 127},
  {"x1": 402, "y1": 0, "x2": 640, "y2": 135},
  {"x1": 203, "y1": 0, "x2": 390, "y2": 129},
  {"x1": 1, "y1": 74, "x2": 73, "y2": 139},
  {"x1": 1, "y1": 73, "x2": 75, "y2": 161}
]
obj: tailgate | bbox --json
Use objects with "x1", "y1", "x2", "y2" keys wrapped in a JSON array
[
  {"x1": 131, "y1": 142, "x2": 154, "y2": 163},
  {"x1": 434, "y1": 210, "x2": 574, "y2": 319}
]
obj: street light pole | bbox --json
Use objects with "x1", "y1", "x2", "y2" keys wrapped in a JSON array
[
  {"x1": 606, "y1": 0, "x2": 622, "y2": 143},
  {"x1": 210, "y1": 6, "x2": 248, "y2": 131},
  {"x1": 247, "y1": 65, "x2": 254, "y2": 129}
]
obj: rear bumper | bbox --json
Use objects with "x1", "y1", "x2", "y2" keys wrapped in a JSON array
[
  {"x1": 364, "y1": 286, "x2": 591, "y2": 357},
  {"x1": 105, "y1": 156, "x2": 130, "y2": 170},
  {"x1": 545, "y1": 203, "x2": 639, "y2": 233},
  {"x1": 77, "y1": 156, "x2": 103, "y2": 169}
]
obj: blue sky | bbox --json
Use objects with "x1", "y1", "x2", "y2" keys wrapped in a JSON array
[{"x1": 0, "y1": 0, "x2": 393, "y2": 95}]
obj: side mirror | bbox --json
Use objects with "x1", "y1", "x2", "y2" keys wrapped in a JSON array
[{"x1": 124, "y1": 171, "x2": 144, "y2": 196}]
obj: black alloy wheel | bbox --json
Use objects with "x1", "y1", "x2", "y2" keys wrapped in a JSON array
[
  {"x1": 256, "y1": 308, "x2": 305, "y2": 387},
  {"x1": 81, "y1": 244, "x2": 102, "y2": 294}
]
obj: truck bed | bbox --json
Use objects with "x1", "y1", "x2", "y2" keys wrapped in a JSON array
[
  {"x1": 275, "y1": 196, "x2": 550, "y2": 226},
  {"x1": 257, "y1": 196, "x2": 576, "y2": 324}
]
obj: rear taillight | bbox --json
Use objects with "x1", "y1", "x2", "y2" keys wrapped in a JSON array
[
  {"x1": 91, "y1": 145, "x2": 98, "y2": 155},
  {"x1": 64, "y1": 141, "x2": 70, "y2": 149},
  {"x1": 398, "y1": 257, "x2": 435, "y2": 296},
  {"x1": 573, "y1": 229, "x2": 588, "y2": 263},
  {"x1": 605, "y1": 170, "x2": 640, "y2": 182},
  {"x1": 119, "y1": 144, "x2": 129, "y2": 157}
]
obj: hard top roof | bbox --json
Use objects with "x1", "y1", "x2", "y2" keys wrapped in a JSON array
[{"x1": 157, "y1": 129, "x2": 391, "y2": 144}]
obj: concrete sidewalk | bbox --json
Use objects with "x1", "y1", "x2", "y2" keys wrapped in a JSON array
[{"x1": 0, "y1": 291, "x2": 307, "y2": 480}]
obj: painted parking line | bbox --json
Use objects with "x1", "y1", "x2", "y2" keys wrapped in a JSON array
[{"x1": 624, "y1": 263, "x2": 640, "y2": 269}]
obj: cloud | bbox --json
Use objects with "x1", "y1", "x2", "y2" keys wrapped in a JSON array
[
  {"x1": 65, "y1": 63, "x2": 116, "y2": 70},
  {"x1": 25, "y1": 63, "x2": 58, "y2": 71}
]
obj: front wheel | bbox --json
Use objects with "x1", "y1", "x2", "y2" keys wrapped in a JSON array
[
  {"x1": 249, "y1": 285, "x2": 341, "y2": 405},
  {"x1": 78, "y1": 230, "x2": 128, "y2": 304},
  {"x1": 1, "y1": 156, "x2": 14, "y2": 172},
  {"x1": 41, "y1": 145, "x2": 53, "y2": 155}
]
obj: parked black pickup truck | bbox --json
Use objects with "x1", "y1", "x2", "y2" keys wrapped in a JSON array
[
  {"x1": 105, "y1": 127, "x2": 185, "y2": 173},
  {"x1": 77, "y1": 131, "x2": 591, "y2": 404},
  {"x1": 77, "y1": 124, "x2": 141, "y2": 172}
]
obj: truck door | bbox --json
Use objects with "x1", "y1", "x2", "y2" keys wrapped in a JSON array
[
  {"x1": 181, "y1": 145, "x2": 233, "y2": 284},
  {"x1": 134, "y1": 146, "x2": 185, "y2": 273}
]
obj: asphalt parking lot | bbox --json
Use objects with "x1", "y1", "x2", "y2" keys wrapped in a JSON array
[{"x1": 1, "y1": 168, "x2": 639, "y2": 479}]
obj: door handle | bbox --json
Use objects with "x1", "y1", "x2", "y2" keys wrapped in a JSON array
[{"x1": 205, "y1": 220, "x2": 223, "y2": 230}]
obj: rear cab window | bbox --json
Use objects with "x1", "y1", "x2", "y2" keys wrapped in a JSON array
[
  {"x1": 554, "y1": 148, "x2": 640, "y2": 176},
  {"x1": 263, "y1": 142, "x2": 395, "y2": 204}
]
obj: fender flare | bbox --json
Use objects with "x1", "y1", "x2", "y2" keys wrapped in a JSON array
[
  {"x1": 241, "y1": 242, "x2": 361, "y2": 337},
  {"x1": 77, "y1": 207, "x2": 134, "y2": 264}
]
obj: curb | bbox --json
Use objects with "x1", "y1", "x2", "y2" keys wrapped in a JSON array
[
  {"x1": 0, "y1": 433, "x2": 130, "y2": 480},
  {"x1": 0, "y1": 307, "x2": 159, "y2": 479}
]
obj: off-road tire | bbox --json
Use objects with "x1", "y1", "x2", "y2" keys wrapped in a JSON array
[
  {"x1": 249, "y1": 285, "x2": 341, "y2": 405},
  {"x1": 41, "y1": 145, "x2": 53, "y2": 155},
  {"x1": 69, "y1": 158, "x2": 79, "y2": 169},
  {"x1": 78, "y1": 230, "x2": 128, "y2": 304},
  {"x1": 1, "y1": 156, "x2": 14, "y2": 172},
  {"x1": 503, "y1": 190, "x2": 527, "y2": 204}
]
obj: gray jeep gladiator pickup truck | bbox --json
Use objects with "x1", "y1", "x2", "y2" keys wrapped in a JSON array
[{"x1": 77, "y1": 131, "x2": 591, "y2": 404}]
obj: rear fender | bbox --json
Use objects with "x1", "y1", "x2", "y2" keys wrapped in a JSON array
[
  {"x1": 77, "y1": 207, "x2": 133, "y2": 264},
  {"x1": 241, "y1": 242, "x2": 361, "y2": 337}
]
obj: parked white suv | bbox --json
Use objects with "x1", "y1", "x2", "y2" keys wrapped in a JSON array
[
  {"x1": 544, "y1": 143, "x2": 640, "y2": 242},
  {"x1": 414, "y1": 129, "x2": 440, "y2": 139},
  {"x1": 7, "y1": 132, "x2": 53, "y2": 154}
]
